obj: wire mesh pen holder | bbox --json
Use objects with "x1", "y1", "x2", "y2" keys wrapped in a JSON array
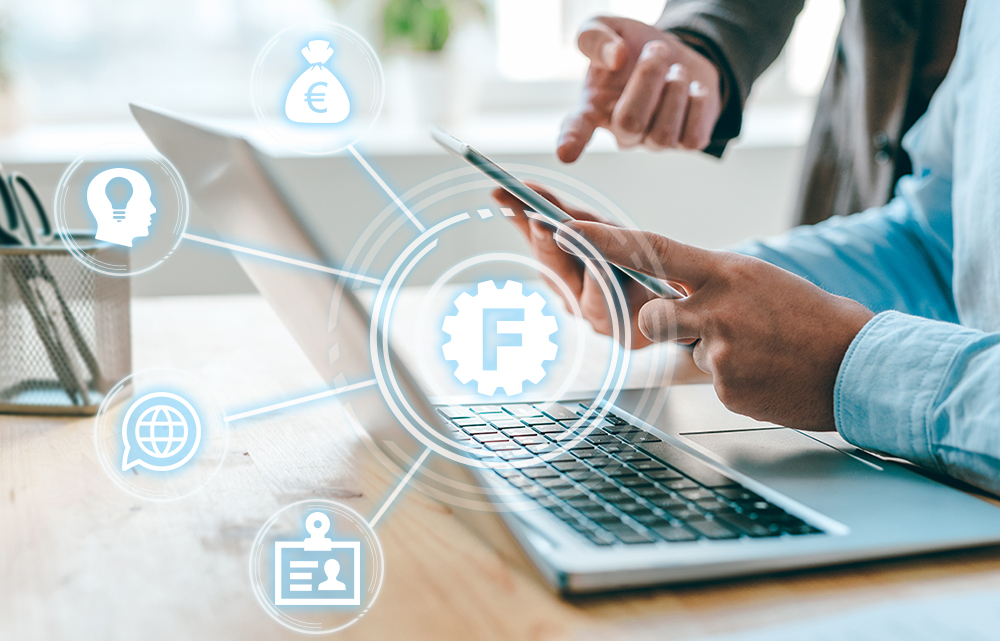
[{"x1": 0, "y1": 234, "x2": 131, "y2": 415}]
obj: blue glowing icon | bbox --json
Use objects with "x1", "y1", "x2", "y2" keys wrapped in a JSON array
[
  {"x1": 274, "y1": 512, "x2": 361, "y2": 606},
  {"x1": 87, "y1": 168, "x2": 155, "y2": 248},
  {"x1": 121, "y1": 392, "x2": 201, "y2": 472},
  {"x1": 442, "y1": 281, "x2": 558, "y2": 396},
  {"x1": 285, "y1": 40, "x2": 351, "y2": 124}
]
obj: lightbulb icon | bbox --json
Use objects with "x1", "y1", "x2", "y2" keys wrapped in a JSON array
[
  {"x1": 86, "y1": 168, "x2": 156, "y2": 248},
  {"x1": 106, "y1": 176, "x2": 133, "y2": 222}
]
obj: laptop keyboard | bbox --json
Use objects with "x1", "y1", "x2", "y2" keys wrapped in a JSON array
[{"x1": 439, "y1": 402, "x2": 822, "y2": 546}]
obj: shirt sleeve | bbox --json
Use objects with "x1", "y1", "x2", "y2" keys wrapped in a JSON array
[
  {"x1": 836, "y1": 312, "x2": 1000, "y2": 495},
  {"x1": 730, "y1": 42, "x2": 960, "y2": 323},
  {"x1": 655, "y1": 0, "x2": 806, "y2": 156}
]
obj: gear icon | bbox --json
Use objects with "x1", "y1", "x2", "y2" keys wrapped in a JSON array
[{"x1": 442, "y1": 281, "x2": 558, "y2": 396}]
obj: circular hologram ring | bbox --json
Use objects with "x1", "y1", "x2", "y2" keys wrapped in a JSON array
[
  {"x1": 249, "y1": 499, "x2": 385, "y2": 635},
  {"x1": 53, "y1": 143, "x2": 190, "y2": 277},
  {"x1": 369, "y1": 213, "x2": 632, "y2": 469},
  {"x1": 251, "y1": 21, "x2": 385, "y2": 155},
  {"x1": 93, "y1": 368, "x2": 228, "y2": 501}
]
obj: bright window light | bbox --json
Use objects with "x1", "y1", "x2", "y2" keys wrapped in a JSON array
[
  {"x1": 495, "y1": 0, "x2": 663, "y2": 81},
  {"x1": 786, "y1": 0, "x2": 844, "y2": 96}
]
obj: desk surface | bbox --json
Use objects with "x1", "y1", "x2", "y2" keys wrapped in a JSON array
[{"x1": 4, "y1": 294, "x2": 1000, "y2": 641}]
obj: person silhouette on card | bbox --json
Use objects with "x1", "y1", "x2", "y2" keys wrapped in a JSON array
[{"x1": 318, "y1": 559, "x2": 347, "y2": 591}]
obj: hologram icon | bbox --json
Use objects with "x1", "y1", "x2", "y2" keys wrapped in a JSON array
[
  {"x1": 274, "y1": 512, "x2": 361, "y2": 606},
  {"x1": 285, "y1": 40, "x2": 351, "y2": 124},
  {"x1": 87, "y1": 168, "x2": 156, "y2": 247},
  {"x1": 442, "y1": 280, "x2": 558, "y2": 396},
  {"x1": 121, "y1": 392, "x2": 202, "y2": 472}
]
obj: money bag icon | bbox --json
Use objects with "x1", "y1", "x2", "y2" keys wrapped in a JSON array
[{"x1": 285, "y1": 40, "x2": 350, "y2": 124}]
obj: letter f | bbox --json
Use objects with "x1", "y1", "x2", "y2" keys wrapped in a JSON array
[{"x1": 482, "y1": 308, "x2": 524, "y2": 371}]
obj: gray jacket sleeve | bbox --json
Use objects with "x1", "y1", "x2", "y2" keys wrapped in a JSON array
[{"x1": 655, "y1": 0, "x2": 806, "y2": 156}]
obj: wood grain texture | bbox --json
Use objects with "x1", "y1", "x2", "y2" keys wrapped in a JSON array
[{"x1": 3, "y1": 294, "x2": 1000, "y2": 641}]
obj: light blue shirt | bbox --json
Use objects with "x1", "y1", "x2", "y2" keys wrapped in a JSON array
[{"x1": 733, "y1": 0, "x2": 1000, "y2": 494}]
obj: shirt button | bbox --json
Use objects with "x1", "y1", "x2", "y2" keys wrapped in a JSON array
[{"x1": 872, "y1": 130, "x2": 891, "y2": 165}]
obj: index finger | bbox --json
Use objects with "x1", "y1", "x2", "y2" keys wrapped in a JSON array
[{"x1": 557, "y1": 220, "x2": 713, "y2": 287}]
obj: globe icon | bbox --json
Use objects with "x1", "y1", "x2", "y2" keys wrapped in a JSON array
[{"x1": 135, "y1": 404, "x2": 189, "y2": 459}]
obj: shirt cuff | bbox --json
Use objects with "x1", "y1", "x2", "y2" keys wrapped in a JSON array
[{"x1": 834, "y1": 311, "x2": 970, "y2": 472}]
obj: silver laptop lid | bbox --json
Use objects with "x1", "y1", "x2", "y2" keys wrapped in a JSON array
[{"x1": 129, "y1": 103, "x2": 527, "y2": 511}]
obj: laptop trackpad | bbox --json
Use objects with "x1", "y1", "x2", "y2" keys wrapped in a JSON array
[{"x1": 683, "y1": 429, "x2": 882, "y2": 512}]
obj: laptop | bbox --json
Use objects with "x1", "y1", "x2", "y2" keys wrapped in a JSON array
[{"x1": 131, "y1": 103, "x2": 1000, "y2": 593}]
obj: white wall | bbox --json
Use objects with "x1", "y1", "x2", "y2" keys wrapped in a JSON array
[{"x1": 5, "y1": 141, "x2": 803, "y2": 297}]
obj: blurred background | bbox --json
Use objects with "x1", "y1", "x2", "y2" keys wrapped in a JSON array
[{"x1": 0, "y1": 0, "x2": 843, "y2": 296}]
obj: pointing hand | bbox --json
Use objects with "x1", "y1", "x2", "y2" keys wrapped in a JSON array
[{"x1": 558, "y1": 16, "x2": 723, "y2": 163}]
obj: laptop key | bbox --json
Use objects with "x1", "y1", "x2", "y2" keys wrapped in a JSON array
[
  {"x1": 463, "y1": 425, "x2": 501, "y2": 436},
  {"x1": 501, "y1": 427, "x2": 538, "y2": 438},
  {"x1": 619, "y1": 476, "x2": 654, "y2": 488},
  {"x1": 471, "y1": 405, "x2": 503, "y2": 414},
  {"x1": 686, "y1": 517, "x2": 739, "y2": 540},
  {"x1": 652, "y1": 524, "x2": 699, "y2": 542},
  {"x1": 490, "y1": 419, "x2": 525, "y2": 429},
  {"x1": 617, "y1": 451, "x2": 652, "y2": 462},
  {"x1": 486, "y1": 442, "x2": 522, "y2": 451},
  {"x1": 632, "y1": 460, "x2": 670, "y2": 471},
  {"x1": 645, "y1": 469, "x2": 684, "y2": 480},
  {"x1": 497, "y1": 450, "x2": 534, "y2": 460},
  {"x1": 594, "y1": 491, "x2": 632, "y2": 503},
  {"x1": 474, "y1": 432, "x2": 509, "y2": 443},
  {"x1": 521, "y1": 417, "x2": 555, "y2": 427},
  {"x1": 719, "y1": 512, "x2": 782, "y2": 537},
  {"x1": 439, "y1": 406, "x2": 473, "y2": 419},
  {"x1": 603, "y1": 523, "x2": 654, "y2": 544},
  {"x1": 453, "y1": 417, "x2": 488, "y2": 427},
  {"x1": 502, "y1": 405, "x2": 543, "y2": 418},
  {"x1": 521, "y1": 466, "x2": 559, "y2": 479},
  {"x1": 536, "y1": 403, "x2": 579, "y2": 420}
]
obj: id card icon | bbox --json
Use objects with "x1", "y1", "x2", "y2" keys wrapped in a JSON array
[{"x1": 274, "y1": 511, "x2": 361, "y2": 606}]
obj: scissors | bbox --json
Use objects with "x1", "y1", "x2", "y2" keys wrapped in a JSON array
[{"x1": 0, "y1": 169, "x2": 102, "y2": 406}]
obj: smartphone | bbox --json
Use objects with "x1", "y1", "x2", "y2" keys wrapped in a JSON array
[{"x1": 430, "y1": 127, "x2": 684, "y2": 300}]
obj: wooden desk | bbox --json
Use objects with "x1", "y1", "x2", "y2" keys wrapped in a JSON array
[{"x1": 3, "y1": 294, "x2": 1000, "y2": 641}]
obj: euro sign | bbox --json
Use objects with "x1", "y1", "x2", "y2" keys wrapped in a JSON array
[{"x1": 305, "y1": 82, "x2": 328, "y2": 113}]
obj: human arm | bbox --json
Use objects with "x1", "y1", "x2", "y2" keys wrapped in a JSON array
[
  {"x1": 654, "y1": 0, "x2": 806, "y2": 156},
  {"x1": 559, "y1": 0, "x2": 805, "y2": 162}
]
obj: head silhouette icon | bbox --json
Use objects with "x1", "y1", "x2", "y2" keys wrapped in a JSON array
[
  {"x1": 87, "y1": 168, "x2": 156, "y2": 247},
  {"x1": 318, "y1": 559, "x2": 347, "y2": 591}
]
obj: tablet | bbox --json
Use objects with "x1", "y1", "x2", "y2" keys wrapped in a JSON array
[{"x1": 430, "y1": 127, "x2": 683, "y2": 300}]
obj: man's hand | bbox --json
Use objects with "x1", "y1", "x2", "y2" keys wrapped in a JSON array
[
  {"x1": 492, "y1": 186, "x2": 660, "y2": 349},
  {"x1": 558, "y1": 16, "x2": 723, "y2": 163},
  {"x1": 555, "y1": 221, "x2": 875, "y2": 430}
]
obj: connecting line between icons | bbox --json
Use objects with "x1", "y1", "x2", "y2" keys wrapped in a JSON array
[
  {"x1": 182, "y1": 233, "x2": 383, "y2": 285},
  {"x1": 226, "y1": 379, "x2": 378, "y2": 423},
  {"x1": 346, "y1": 144, "x2": 426, "y2": 233},
  {"x1": 368, "y1": 447, "x2": 431, "y2": 528}
]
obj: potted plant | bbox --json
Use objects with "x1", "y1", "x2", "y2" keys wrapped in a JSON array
[{"x1": 381, "y1": 0, "x2": 485, "y2": 126}]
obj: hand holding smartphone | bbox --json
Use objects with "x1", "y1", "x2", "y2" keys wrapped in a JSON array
[{"x1": 431, "y1": 127, "x2": 684, "y2": 300}]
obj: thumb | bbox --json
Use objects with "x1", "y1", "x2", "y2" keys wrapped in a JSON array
[
  {"x1": 556, "y1": 221, "x2": 713, "y2": 288},
  {"x1": 577, "y1": 18, "x2": 627, "y2": 70}
]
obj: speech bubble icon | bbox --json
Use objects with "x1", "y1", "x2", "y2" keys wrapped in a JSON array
[{"x1": 122, "y1": 392, "x2": 202, "y2": 472}]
